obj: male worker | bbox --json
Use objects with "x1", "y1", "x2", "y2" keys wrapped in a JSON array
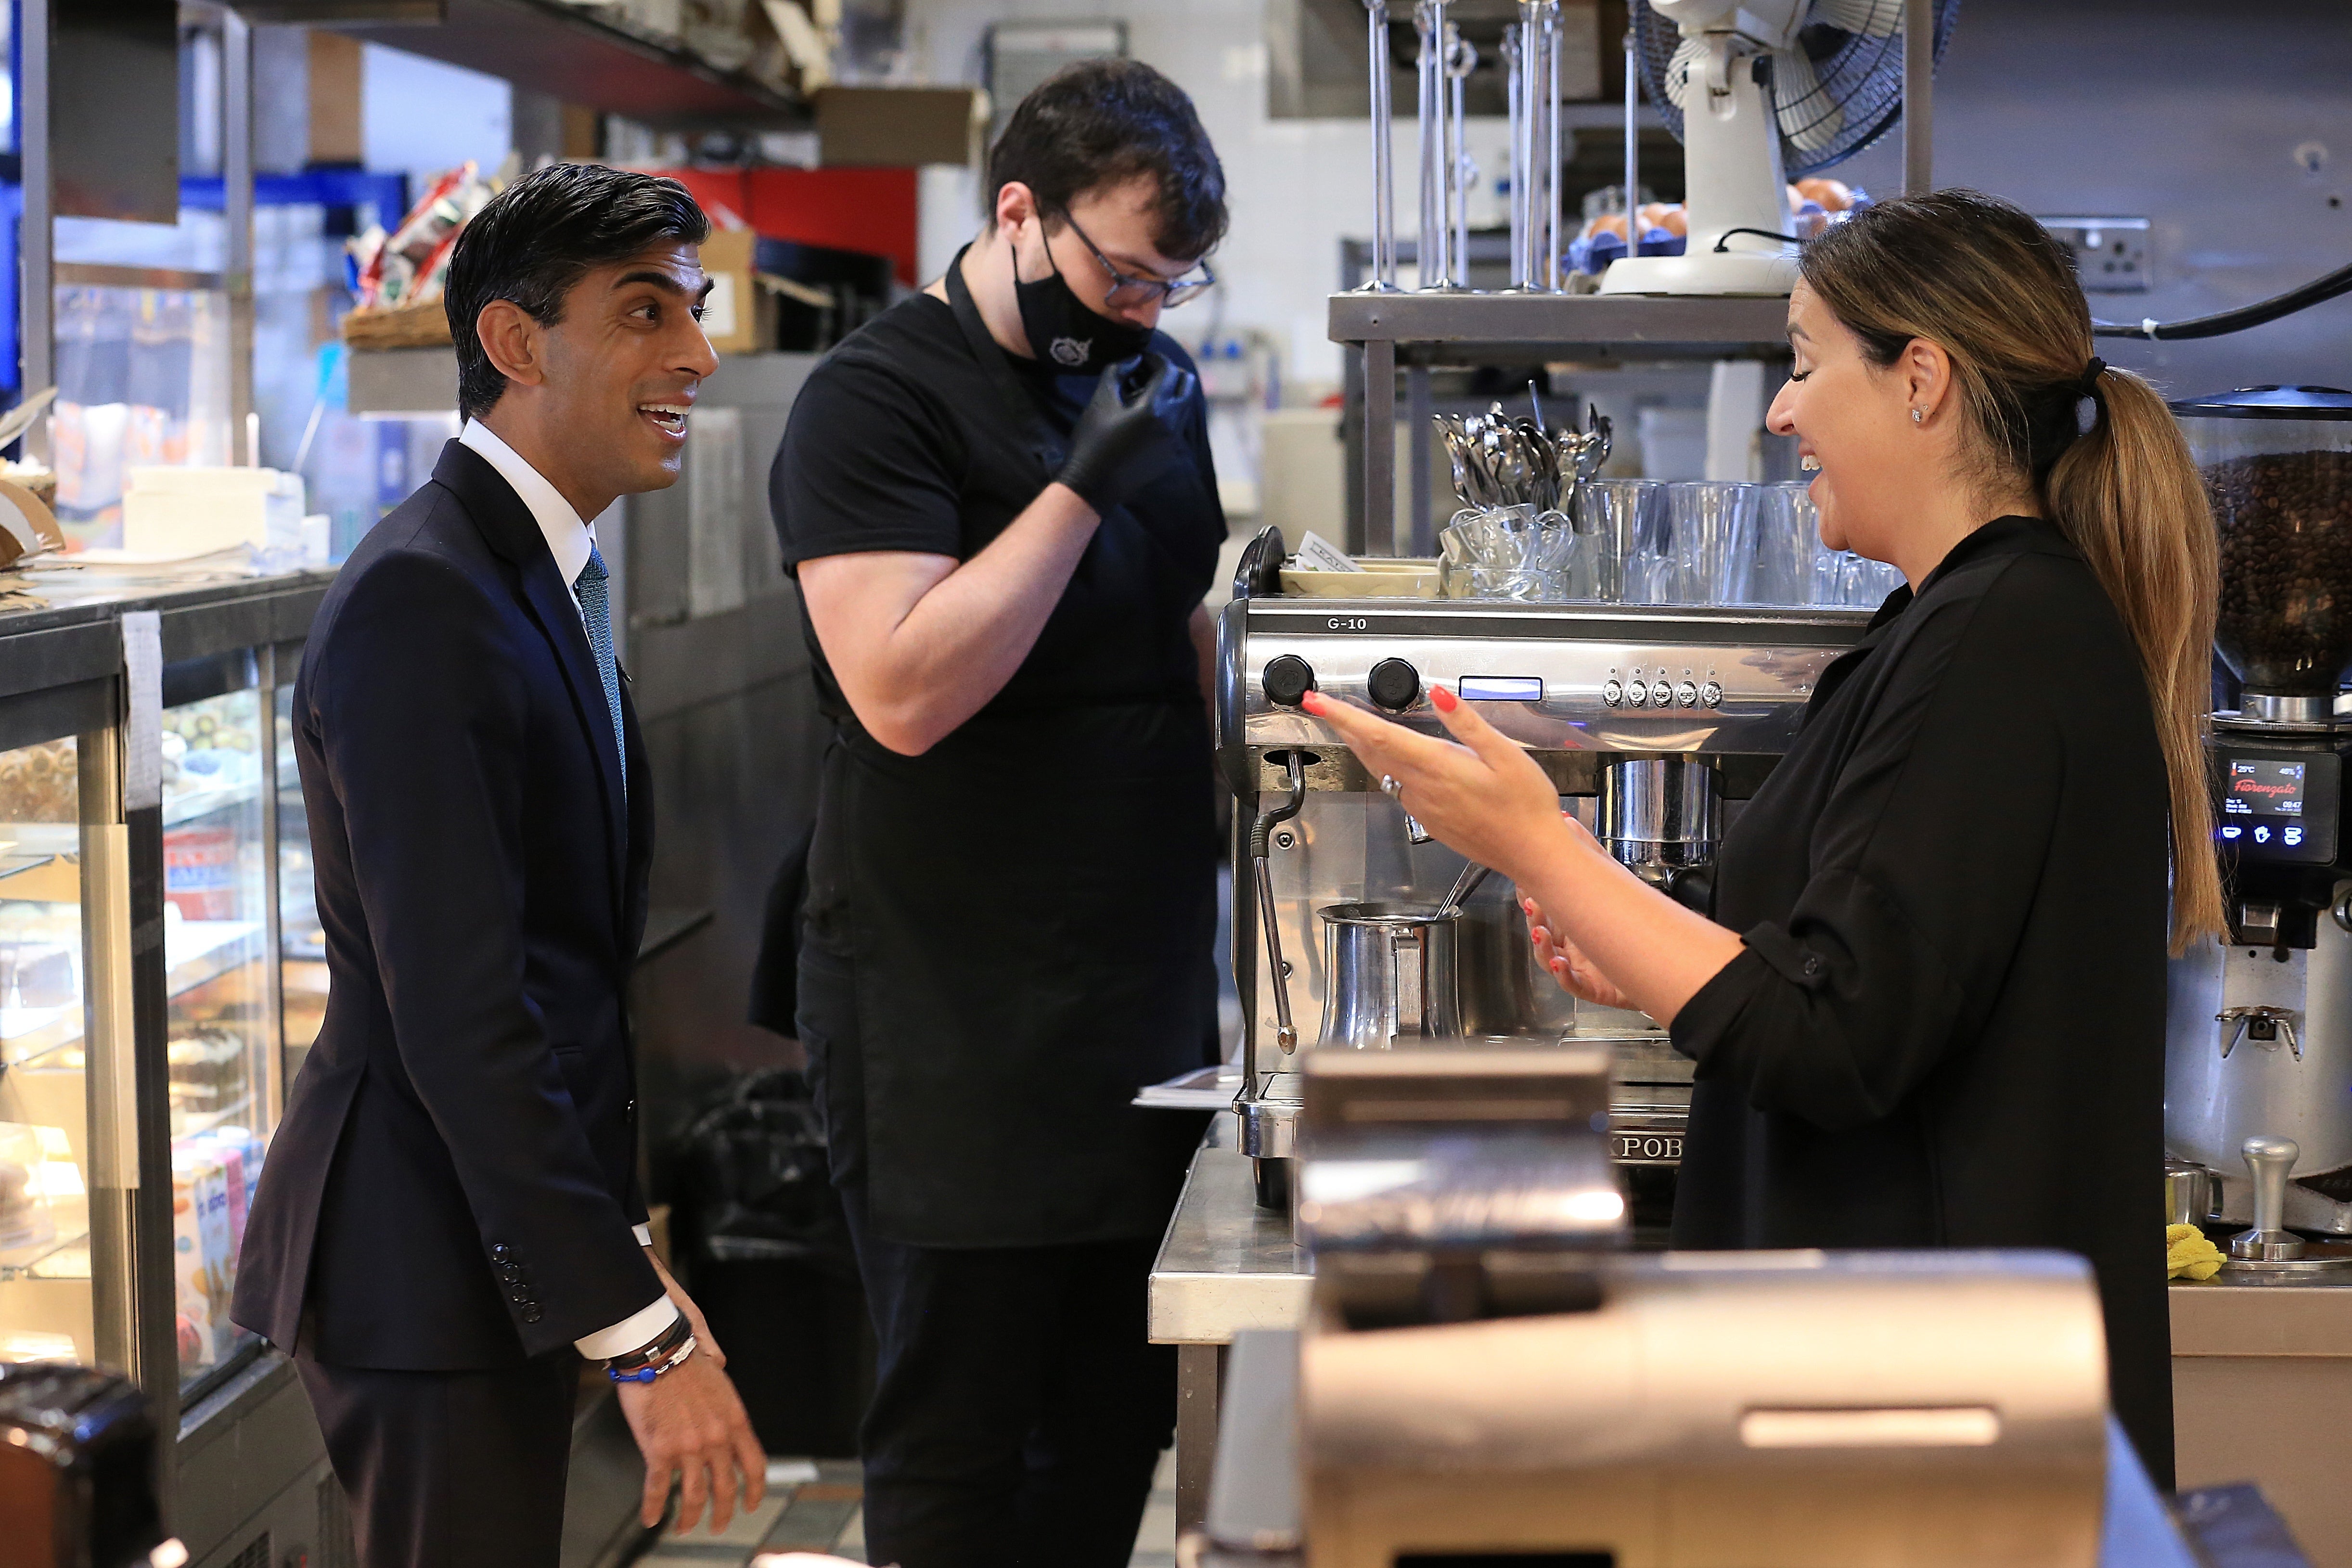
[
  {"x1": 767, "y1": 58, "x2": 1230, "y2": 1568},
  {"x1": 234, "y1": 163, "x2": 763, "y2": 1567}
]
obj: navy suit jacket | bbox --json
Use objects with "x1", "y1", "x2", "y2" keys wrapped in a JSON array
[{"x1": 232, "y1": 440, "x2": 661, "y2": 1368}]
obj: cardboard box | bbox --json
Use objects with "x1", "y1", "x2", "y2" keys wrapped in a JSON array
[
  {"x1": 695, "y1": 228, "x2": 775, "y2": 354},
  {"x1": 122, "y1": 467, "x2": 305, "y2": 557},
  {"x1": 815, "y1": 86, "x2": 986, "y2": 168}
]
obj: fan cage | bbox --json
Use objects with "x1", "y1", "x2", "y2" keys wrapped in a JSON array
[{"x1": 1634, "y1": 0, "x2": 1961, "y2": 180}]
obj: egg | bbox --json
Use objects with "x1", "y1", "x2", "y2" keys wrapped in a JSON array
[
  {"x1": 1584, "y1": 212, "x2": 1631, "y2": 241},
  {"x1": 1640, "y1": 203, "x2": 1688, "y2": 238}
]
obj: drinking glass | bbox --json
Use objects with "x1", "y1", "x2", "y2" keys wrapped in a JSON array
[
  {"x1": 1574, "y1": 479, "x2": 1661, "y2": 602},
  {"x1": 1749, "y1": 482, "x2": 1820, "y2": 607},
  {"x1": 1661, "y1": 481, "x2": 1761, "y2": 604}
]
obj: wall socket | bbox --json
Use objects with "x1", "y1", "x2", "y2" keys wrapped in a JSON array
[{"x1": 2038, "y1": 216, "x2": 2153, "y2": 293}]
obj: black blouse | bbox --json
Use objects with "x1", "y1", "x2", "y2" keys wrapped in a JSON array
[{"x1": 1670, "y1": 515, "x2": 2175, "y2": 1485}]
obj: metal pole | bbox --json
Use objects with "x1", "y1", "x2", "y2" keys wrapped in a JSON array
[
  {"x1": 1902, "y1": 0, "x2": 1933, "y2": 196},
  {"x1": 1623, "y1": 33, "x2": 1640, "y2": 228},
  {"x1": 1362, "y1": 0, "x2": 1400, "y2": 290},
  {"x1": 1447, "y1": 26, "x2": 1473, "y2": 283},
  {"x1": 1364, "y1": 338, "x2": 1396, "y2": 555},
  {"x1": 1408, "y1": 364, "x2": 1432, "y2": 552},
  {"x1": 21, "y1": 0, "x2": 52, "y2": 462},
  {"x1": 1504, "y1": 23, "x2": 1525, "y2": 288},
  {"x1": 1542, "y1": 0, "x2": 1562, "y2": 290},
  {"x1": 225, "y1": 9, "x2": 257, "y2": 461},
  {"x1": 1414, "y1": 1, "x2": 1443, "y2": 289}
]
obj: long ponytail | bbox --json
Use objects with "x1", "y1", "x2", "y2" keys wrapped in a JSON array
[
  {"x1": 1802, "y1": 190, "x2": 2224, "y2": 953},
  {"x1": 2046, "y1": 370, "x2": 2224, "y2": 952}
]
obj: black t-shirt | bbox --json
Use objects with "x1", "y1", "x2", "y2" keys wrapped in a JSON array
[
  {"x1": 1667, "y1": 514, "x2": 2174, "y2": 1482},
  {"x1": 769, "y1": 291, "x2": 1224, "y2": 725}
]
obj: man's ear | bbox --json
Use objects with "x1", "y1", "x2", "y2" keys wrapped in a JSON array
[
  {"x1": 476, "y1": 299, "x2": 547, "y2": 392},
  {"x1": 993, "y1": 180, "x2": 1038, "y2": 246}
]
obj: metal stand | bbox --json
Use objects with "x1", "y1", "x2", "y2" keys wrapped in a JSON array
[{"x1": 1360, "y1": 0, "x2": 1401, "y2": 291}]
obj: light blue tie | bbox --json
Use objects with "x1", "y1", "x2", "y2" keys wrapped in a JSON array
[{"x1": 575, "y1": 546, "x2": 627, "y2": 807}]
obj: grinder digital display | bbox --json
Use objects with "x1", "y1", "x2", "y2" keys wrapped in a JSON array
[{"x1": 2217, "y1": 750, "x2": 2339, "y2": 863}]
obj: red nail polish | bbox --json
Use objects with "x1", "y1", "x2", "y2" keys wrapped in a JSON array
[{"x1": 1432, "y1": 686, "x2": 1459, "y2": 712}]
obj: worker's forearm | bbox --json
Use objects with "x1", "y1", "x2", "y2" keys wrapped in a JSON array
[
  {"x1": 1513, "y1": 824, "x2": 1745, "y2": 1027},
  {"x1": 862, "y1": 483, "x2": 1100, "y2": 751}
]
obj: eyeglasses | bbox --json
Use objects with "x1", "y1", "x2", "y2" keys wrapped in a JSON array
[{"x1": 1050, "y1": 211, "x2": 1216, "y2": 310}]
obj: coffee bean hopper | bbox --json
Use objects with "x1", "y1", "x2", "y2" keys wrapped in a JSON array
[
  {"x1": 1216, "y1": 526, "x2": 1871, "y2": 1211},
  {"x1": 2165, "y1": 386, "x2": 2352, "y2": 1256}
]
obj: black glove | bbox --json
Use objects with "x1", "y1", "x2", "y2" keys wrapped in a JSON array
[{"x1": 1054, "y1": 354, "x2": 1195, "y2": 515}]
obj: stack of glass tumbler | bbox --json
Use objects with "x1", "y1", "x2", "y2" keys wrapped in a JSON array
[{"x1": 1440, "y1": 479, "x2": 1904, "y2": 609}]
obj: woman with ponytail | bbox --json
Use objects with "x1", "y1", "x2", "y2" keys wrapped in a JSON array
[{"x1": 1302, "y1": 188, "x2": 2216, "y2": 1485}]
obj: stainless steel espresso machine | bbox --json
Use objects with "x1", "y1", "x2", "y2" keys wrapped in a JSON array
[
  {"x1": 1217, "y1": 527, "x2": 1871, "y2": 1208},
  {"x1": 2166, "y1": 387, "x2": 2352, "y2": 1258}
]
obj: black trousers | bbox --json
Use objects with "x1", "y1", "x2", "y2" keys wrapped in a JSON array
[
  {"x1": 841, "y1": 1180, "x2": 1177, "y2": 1568},
  {"x1": 295, "y1": 1350, "x2": 579, "y2": 1568}
]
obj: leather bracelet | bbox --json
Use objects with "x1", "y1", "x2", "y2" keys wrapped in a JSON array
[
  {"x1": 605, "y1": 1310, "x2": 692, "y2": 1375},
  {"x1": 608, "y1": 1334, "x2": 697, "y2": 1384}
]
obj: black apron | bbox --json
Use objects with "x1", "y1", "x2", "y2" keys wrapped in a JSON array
[{"x1": 796, "y1": 261, "x2": 1220, "y2": 1249}]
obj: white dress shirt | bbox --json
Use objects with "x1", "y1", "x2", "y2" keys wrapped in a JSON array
[{"x1": 458, "y1": 419, "x2": 678, "y2": 1360}]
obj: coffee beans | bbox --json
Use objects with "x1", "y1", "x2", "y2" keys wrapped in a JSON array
[{"x1": 2209, "y1": 450, "x2": 2352, "y2": 695}]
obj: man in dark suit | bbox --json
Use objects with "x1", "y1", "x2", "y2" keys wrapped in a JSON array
[{"x1": 232, "y1": 163, "x2": 763, "y2": 1568}]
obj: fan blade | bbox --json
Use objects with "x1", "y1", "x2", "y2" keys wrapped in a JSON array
[
  {"x1": 1662, "y1": 34, "x2": 1708, "y2": 112},
  {"x1": 1771, "y1": 44, "x2": 1847, "y2": 154},
  {"x1": 1807, "y1": 0, "x2": 1904, "y2": 38}
]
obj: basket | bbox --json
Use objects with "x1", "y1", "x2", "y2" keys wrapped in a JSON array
[{"x1": 340, "y1": 299, "x2": 453, "y2": 349}]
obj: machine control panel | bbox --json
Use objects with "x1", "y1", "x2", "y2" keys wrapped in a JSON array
[
  {"x1": 1367, "y1": 658, "x2": 1420, "y2": 711},
  {"x1": 1601, "y1": 669, "x2": 1724, "y2": 710},
  {"x1": 1263, "y1": 654, "x2": 1317, "y2": 707},
  {"x1": 2216, "y1": 747, "x2": 2341, "y2": 865}
]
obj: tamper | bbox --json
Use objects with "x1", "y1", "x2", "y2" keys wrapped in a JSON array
[{"x1": 2229, "y1": 1135, "x2": 2306, "y2": 1261}]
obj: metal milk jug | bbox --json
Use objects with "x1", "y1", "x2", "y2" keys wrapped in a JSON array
[{"x1": 1316, "y1": 901, "x2": 1463, "y2": 1050}]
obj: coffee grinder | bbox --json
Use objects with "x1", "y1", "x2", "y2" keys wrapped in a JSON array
[{"x1": 2165, "y1": 387, "x2": 2352, "y2": 1252}]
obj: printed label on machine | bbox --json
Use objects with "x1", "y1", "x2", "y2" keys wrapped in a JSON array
[{"x1": 1457, "y1": 676, "x2": 1544, "y2": 703}]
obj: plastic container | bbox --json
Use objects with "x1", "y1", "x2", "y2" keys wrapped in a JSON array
[{"x1": 2171, "y1": 386, "x2": 2352, "y2": 707}]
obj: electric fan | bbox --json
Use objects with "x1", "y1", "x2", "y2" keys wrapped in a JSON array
[{"x1": 1598, "y1": 0, "x2": 1960, "y2": 296}]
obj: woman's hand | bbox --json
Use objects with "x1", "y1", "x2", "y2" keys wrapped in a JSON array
[
  {"x1": 1525, "y1": 896, "x2": 1637, "y2": 1011},
  {"x1": 1299, "y1": 685, "x2": 1576, "y2": 885}
]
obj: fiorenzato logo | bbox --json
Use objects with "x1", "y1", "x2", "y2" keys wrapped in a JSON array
[{"x1": 2233, "y1": 776, "x2": 2299, "y2": 801}]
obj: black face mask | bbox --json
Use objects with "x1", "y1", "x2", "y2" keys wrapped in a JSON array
[{"x1": 1014, "y1": 231, "x2": 1154, "y2": 374}]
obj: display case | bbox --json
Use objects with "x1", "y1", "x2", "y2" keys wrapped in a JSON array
[{"x1": 0, "y1": 572, "x2": 333, "y2": 1563}]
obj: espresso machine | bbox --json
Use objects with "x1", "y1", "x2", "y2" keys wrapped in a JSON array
[
  {"x1": 2165, "y1": 386, "x2": 2352, "y2": 1253},
  {"x1": 1217, "y1": 527, "x2": 1872, "y2": 1207}
]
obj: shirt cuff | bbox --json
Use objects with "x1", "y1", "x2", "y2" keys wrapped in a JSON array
[
  {"x1": 632, "y1": 1223, "x2": 653, "y2": 1247},
  {"x1": 574, "y1": 1294, "x2": 678, "y2": 1361}
]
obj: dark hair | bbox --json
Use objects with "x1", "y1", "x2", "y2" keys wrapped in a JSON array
[
  {"x1": 986, "y1": 58, "x2": 1227, "y2": 261},
  {"x1": 445, "y1": 163, "x2": 710, "y2": 421},
  {"x1": 1801, "y1": 189, "x2": 2222, "y2": 952}
]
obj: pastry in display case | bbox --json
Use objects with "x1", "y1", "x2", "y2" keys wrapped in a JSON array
[
  {"x1": 160, "y1": 691, "x2": 275, "y2": 1394},
  {"x1": 0, "y1": 737, "x2": 93, "y2": 1366}
]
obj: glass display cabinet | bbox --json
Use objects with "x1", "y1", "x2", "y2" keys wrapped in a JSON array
[{"x1": 0, "y1": 573, "x2": 333, "y2": 1565}]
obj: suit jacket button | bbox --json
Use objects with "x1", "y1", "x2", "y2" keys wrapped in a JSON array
[
  {"x1": 491, "y1": 1244, "x2": 512, "y2": 1261},
  {"x1": 521, "y1": 1306, "x2": 543, "y2": 1324}
]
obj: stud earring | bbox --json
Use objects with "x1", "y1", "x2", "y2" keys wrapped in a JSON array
[{"x1": 1911, "y1": 408, "x2": 1924, "y2": 424}]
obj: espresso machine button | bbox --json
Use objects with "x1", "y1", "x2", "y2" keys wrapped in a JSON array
[
  {"x1": 1603, "y1": 679, "x2": 1624, "y2": 707},
  {"x1": 1367, "y1": 658, "x2": 1421, "y2": 711},
  {"x1": 1701, "y1": 680, "x2": 1723, "y2": 707},
  {"x1": 1648, "y1": 679, "x2": 1676, "y2": 707},
  {"x1": 1675, "y1": 681, "x2": 1700, "y2": 708},
  {"x1": 1263, "y1": 654, "x2": 1317, "y2": 707},
  {"x1": 1625, "y1": 680, "x2": 1647, "y2": 707}
]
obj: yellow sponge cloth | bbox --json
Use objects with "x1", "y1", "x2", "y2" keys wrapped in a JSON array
[{"x1": 2168, "y1": 1223, "x2": 2225, "y2": 1281}]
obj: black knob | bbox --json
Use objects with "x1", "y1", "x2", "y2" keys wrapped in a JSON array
[
  {"x1": 1367, "y1": 658, "x2": 1421, "y2": 712},
  {"x1": 1263, "y1": 654, "x2": 1316, "y2": 707}
]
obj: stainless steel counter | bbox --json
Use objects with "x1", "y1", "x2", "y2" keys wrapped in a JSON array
[{"x1": 1150, "y1": 1118, "x2": 1311, "y2": 1531}]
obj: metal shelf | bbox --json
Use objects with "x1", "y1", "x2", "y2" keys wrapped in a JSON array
[
  {"x1": 335, "y1": 0, "x2": 807, "y2": 130},
  {"x1": 1332, "y1": 290, "x2": 1797, "y2": 556},
  {"x1": 1328, "y1": 290, "x2": 1793, "y2": 361}
]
